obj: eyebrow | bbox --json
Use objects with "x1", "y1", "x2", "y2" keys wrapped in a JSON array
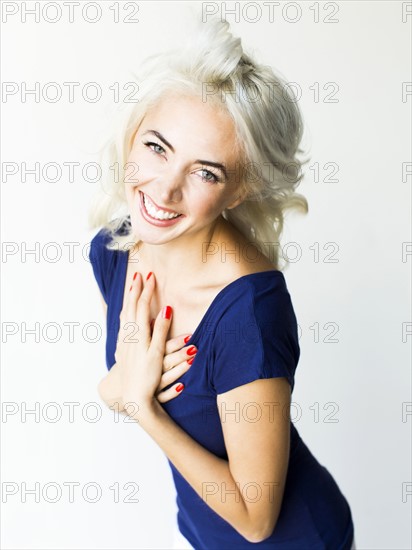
[
  {"x1": 143, "y1": 130, "x2": 175, "y2": 152},
  {"x1": 142, "y1": 129, "x2": 228, "y2": 181}
]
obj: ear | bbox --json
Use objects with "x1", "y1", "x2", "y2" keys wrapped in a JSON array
[{"x1": 226, "y1": 188, "x2": 248, "y2": 210}]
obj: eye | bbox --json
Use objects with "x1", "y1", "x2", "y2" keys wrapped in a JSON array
[
  {"x1": 198, "y1": 168, "x2": 220, "y2": 184},
  {"x1": 143, "y1": 141, "x2": 166, "y2": 155}
]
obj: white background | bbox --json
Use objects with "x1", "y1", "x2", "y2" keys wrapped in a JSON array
[{"x1": 1, "y1": 1, "x2": 411, "y2": 548}]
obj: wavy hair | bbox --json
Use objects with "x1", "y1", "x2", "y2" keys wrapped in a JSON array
[{"x1": 88, "y1": 16, "x2": 309, "y2": 270}]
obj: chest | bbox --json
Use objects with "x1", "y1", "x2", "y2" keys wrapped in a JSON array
[
  {"x1": 121, "y1": 267, "x2": 219, "y2": 339},
  {"x1": 151, "y1": 290, "x2": 214, "y2": 339}
]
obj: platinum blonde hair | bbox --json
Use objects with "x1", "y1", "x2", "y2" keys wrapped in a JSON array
[{"x1": 88, "y1": 16, "x2": 309, "y2": 270}]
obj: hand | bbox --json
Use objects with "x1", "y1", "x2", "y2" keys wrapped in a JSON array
[
  {"x1": 97, "y1": 272, "x2": 196, "y2": 419},
  {"x1": 155, "y1": 333, "x2": 197, "y2": 403},
  {"x1": 98, "y1": 334, "x2": 197, "y2": 414}
]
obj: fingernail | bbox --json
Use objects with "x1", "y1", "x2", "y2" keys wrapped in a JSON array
[
  {"x1": 176, "y1": 383, "x2": 184, "y2": 392},
  {"x1": 133, "y1": 272, "x2": 138, "y2": 280},
  {"x1": 187, "y1": 357, "x2": 195, "y2": 365},
  {"x1": 184, "y1": 335, "x2": 192, "y2": 344},
  {"x1": 186, "y1": 346, "x2": 197, "y2": 356},
  {"x1": 146, "y1": 271, "x2": 152, "y2": 281},
  {"x1": 162, "y1": 305, "x2": 172, "y2": 320}
]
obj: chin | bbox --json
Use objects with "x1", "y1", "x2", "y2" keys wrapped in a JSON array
[{"x1": 129, "y1": 222, "x2": 176, "y2": 246}]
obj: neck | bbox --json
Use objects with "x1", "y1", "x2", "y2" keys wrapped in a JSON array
[{"x1": 133, "y1": 215, "x2": 229, "y2": 294}]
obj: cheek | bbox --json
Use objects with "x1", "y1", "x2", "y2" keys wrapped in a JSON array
[
  {"x1": 123, "y1": 155, "x2": 153, "y2": 208},
  {"x1": 123, "y1": 164, "x2": 134, "y2": 204},
  {"x1": 187, "y1": 188, "x2": 225, "y2": 217},
  {"x1": 124, "y1": 152, "x2": 134, "y2": 188},
  {"x1": 129, "y1": 145, "x2": 162, "y2": 178}
]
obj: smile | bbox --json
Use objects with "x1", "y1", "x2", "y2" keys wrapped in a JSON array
[{"x1": 139, "y1": 191, "x2": 183, "y2": 226}]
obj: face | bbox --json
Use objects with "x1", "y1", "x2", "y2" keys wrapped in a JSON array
[{"x1": 124, "y1": 93, "x2": 245, "y2": 245}]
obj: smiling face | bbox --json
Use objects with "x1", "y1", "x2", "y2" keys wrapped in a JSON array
[{"x1": 124, "y1": 93, "x2": 246, "y2": 245}]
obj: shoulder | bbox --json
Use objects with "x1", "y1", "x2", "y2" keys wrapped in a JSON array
[
  {"x1": 211, "y1": 270, "x2": 299, "y2": 355},
  {"x1": 244, "y1": 271, "x2": 298, "y2": 333},
  {"x1": 89, "y1": 217, "x2": 131, "y2": 300},
  {"x1": 90, "y1": 217, "x2": 132, "y2": 261},
  {"x1": 208, "y1": 271, "x2": 300, "y2": 394},
  {"x1": 90, "y1": 226, "x2": 112, "y2": 258},
  {"x1": 212, "y1": 270, "x2": 294, "y2": 328},
  {"x1": 90, "y1": 217, "x2": 131, "y2": 250}
]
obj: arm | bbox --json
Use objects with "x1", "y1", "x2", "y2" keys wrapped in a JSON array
[
  {"x1": 137, "y1": 376, "x2": 291, "y2": 543},
  {"x1": 217, "y1": 377, "x2": 291, "y2": 539},
  {"x1": 98, "y1": 271, "x2": 292, "y2": 542}
]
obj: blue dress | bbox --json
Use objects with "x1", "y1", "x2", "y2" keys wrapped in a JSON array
[{"x1": 89, "y1": 222, "x2": 355, "y2": 549}]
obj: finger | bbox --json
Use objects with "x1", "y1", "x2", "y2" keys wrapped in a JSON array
[
  {"x1": 157, "y1": 359, "x2": 192, "y2": 391},
  {"x1": 164, "y1": 333, "x2": 193, "y2": 355},
  {"x1": 156, "y1": 383, "x2": 185, "y2": 403},
  {"x1": 125, "y1": 272, "x2": 143, "y2": 320},
  {"x1": 120, "y1": 270, "x2": 141, "y2": 322},
  {"x1": 163, "y1": 345, "x2": 197, "y2": 373},
  {"x1": 150, "y1": 305, "x2": 173, "y2": 361},
  {"x1": 135, "y1": 271, "x2": 156, "y2": 347},
  {"x1": 118, "y1": 272, "x2": 142, "y2": 344}
]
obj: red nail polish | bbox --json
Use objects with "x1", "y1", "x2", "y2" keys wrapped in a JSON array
[
  {"x1": 176, "y1": 383, "x2": 184, "y2": 392},
  {"x1": 133, "y1": 272, "x2": 138, "y2": 280},
  {"x1": 162, "y1": 305, "x2": 172, "y2": 320},
  {"x1": 129, "y1": 285, "x2": 133, "y2": 292},
  {"x1": 184, "y1": 335, "x2": 191, "y2": 344},
  {"x1": 187, "y1": 357, "x2": 195, "y2": 365},
  {"x1": 146, "y1": 271, "x2": 152, "y2": 281},
  {"x1": 186, "y1": 346, "x2": 197, "y2": 356}
]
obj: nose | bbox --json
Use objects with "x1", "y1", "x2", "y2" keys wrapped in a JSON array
[{"x1": 157, "y1": 170, "x2": 184, "y2": 204}]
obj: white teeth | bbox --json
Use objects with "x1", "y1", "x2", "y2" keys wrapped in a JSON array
[{"x1": 143, "y1": 193, "x2": 180, "y2": 220}]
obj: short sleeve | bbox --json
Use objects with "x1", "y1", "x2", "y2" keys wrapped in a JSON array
[
  {"x1": 209, "y1": 276, "x2": 300, "y2": 395},
  {"x1": 89, "y1": 227, "x2": 113, "y2": 303}
]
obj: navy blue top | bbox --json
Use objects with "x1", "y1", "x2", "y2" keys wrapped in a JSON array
[{"x1": 89, "y1": 222, "x2": 354, "y2": 549}]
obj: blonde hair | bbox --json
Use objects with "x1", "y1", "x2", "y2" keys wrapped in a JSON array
[{"x1": 88, "y1": 16, "x2": 309, "y2": 270}]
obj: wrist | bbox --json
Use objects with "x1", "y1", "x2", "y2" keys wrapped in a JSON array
[{"x1": 125, "y1": 396, "x2": 162, "y2": 426}]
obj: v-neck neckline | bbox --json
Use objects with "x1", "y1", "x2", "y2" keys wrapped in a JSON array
[{"x1": 118, "y1": 250, "x2": 283, "y2": 342}]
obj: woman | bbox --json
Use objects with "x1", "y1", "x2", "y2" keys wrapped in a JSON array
[{"x1": 89, "y1": 17, "x2": 355, "y2": 549}]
